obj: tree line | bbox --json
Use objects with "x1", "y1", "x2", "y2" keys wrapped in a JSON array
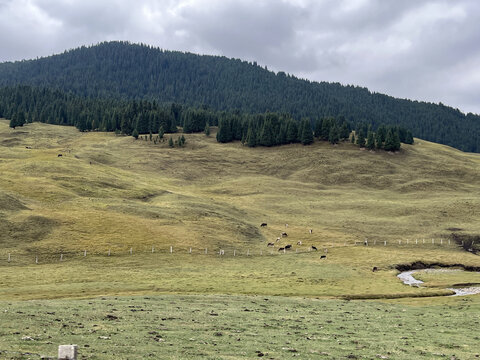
[
  {"x1": 1, "y1": 85, "x2": 411, "y2": 152},
  {"x1": 0, "y1": 41, "x2": 478, "y2": 152}
]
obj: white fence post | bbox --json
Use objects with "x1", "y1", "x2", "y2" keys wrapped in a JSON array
[
  {"x1": 170, "y1": 246, "x2": 173, "y2": 254},
  {"x1": 84, "y1": 250, "x2": 87, "y2": 257},
  {"x1": 189, "y1": 247, "x2": 192, "y2": 254},
  {"x1": 152, "y1": 246, "x2": 155, "y2": 253},
  {"x1": 130, "y1": 247, "x2": 133, "y2": 255},
  {"x1": 108, "y1": 249, "x2": 111, "y2": 256},
  {"x1": 8, "y1": 253, "x2": 11, "y2": 262},
  {"x1": 60, "y1": 254, "x2": 63, "y2": 262}
]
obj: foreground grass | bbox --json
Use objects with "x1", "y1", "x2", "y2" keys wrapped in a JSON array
[{"x1": 1, "y1": 294, "x2": 479, "y2": 360}]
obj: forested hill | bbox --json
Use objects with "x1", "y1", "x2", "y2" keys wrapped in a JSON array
[{"x1": 0, "y1": 41, "x2": 478, "y2": 152}]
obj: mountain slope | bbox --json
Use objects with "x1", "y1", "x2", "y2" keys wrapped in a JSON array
[{"x1": 0, "y1": 41, "x2": 479, "y2": 152}]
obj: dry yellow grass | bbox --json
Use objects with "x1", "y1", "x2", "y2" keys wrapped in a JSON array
[{"x1": 0, "y1": 119, "x2": 479, "y2": 300}]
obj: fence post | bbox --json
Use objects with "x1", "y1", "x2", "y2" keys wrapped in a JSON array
[
  {"x1": 170, "y1": 246, "x2": 173, "y2": 254},
  {"x1": 130, "y1": 248, "x2": 133, "y2": 255},
  {"x1": 384, "y1": 241, "x2": 386, "y2": 246},
  {"x1": 205, "y1": 248, "x2": 207, "y2": 254},
  {"x1": 247, "y1": 249, "x2": 250, "y2": 256},
  {"x1": 233, "y1": 250, "x2": 236, "y2": 257},
  {"x1": 8, "y1": 253, "x2": 10, "y2": 262},
  {"x1": 152, "y1": 246, "x2": 155, "y2": 253},
  {"x1": 189, "y1": 247, "x2": 192, "y2": 254},
  {"x1": 35, "y1": 256, "x2": 38, "y2": 264},
  {"x1": 108, "y1": 249, "x2": 111, "y2": 256},
  {"x1": 60, "y1": 254, "x2": 63, "y2": 262}
]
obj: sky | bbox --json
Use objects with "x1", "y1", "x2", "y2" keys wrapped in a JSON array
[{"x1": 0, "y1": 0, "x2": 479, "y2": 114}]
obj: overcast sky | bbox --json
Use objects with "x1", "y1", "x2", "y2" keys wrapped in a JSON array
[{"x1": 1, "y1": 0, "x2": 479, "y2": 114}]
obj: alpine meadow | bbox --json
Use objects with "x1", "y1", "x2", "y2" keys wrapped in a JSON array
[{"x1": 0, "y1": 31, "x2": 480, "y2": 360}]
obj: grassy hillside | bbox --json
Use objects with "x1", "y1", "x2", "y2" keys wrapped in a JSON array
[{"x1": 0, "y1": 119, "x2": 479, "y2": 301}]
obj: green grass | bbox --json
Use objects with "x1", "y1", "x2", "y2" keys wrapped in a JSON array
[
  {"x1": 1, "y1": 120, "x2": 480, "y2": 358},
  {"x1": 1, "y1": 294, "x2": 480, "y2": 360}
]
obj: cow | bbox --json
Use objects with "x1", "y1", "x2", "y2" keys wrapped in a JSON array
[
  {"x1": 285, "y1": 223, "x2": 288, "y2": 228},
  {"x1": 57, "y1": 154, "x2": 62, "y2": 157},
  {"x1": 25, "y1": 146, "x2": 31, "y2": 149},
  {"x1": 297, "y1": 241, "x2": 302, "y2": 245},
  {"x1": 372, "y1": 266, "x2": 378, "y2": 272},
  {"x1": 309, "y1": 229, "x2": 313, "y2": 234},
  {"x1": 281, "y1": 232, "x2": 288, "y2": 237},
  {"x1": 267, "y1": 242, "x2": 274, "y2": 247},
  {"x1": 276, "y1": 237, "x2": 281, "y2": 242},
  {"x1": 320, "y1": 255, "x2": 327, "y2": 259},
  {"x1": 285, "y1": 244, "x2": 292, "y2": 249},
  {"x1": 260, "y1": 223, "x2": 267, "y2": 227},
  {"x1": 311, "y1": 246, "x2": 318, "y2": 251},
  {"x1": 278, "y1": 247, "x2": 285, "y2": 251},
  {"x1": 324, "y1": 248, "x2": 328, "y2": 254}
]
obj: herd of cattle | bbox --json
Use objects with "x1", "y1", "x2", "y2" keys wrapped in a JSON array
[{"x1": 261, "y1": 223, "x2": 327, "y2": 259}]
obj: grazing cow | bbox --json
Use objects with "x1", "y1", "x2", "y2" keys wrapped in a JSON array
[
  {"x1": 372, "y1": 266, "x2": 378, "y2": 272},
  {"x1": 57, "y1": 154, "x2": 62, "y2": 157},
  {"x1": 278, "y1": 247, "x2": 285, "y2": 251},
  {"x1": 267, "y1": 242, "x2": 274, "y2": 247},
  {"x1": 297, "y1": 241, "x2": 302, "y2": 245},
  {"x1": 276, "y1": 237, "x2": 281, "y2": 242},
  {"x1": 281, "y1": 232, "x2": 288, "y2": 237},
  {"x1": 285, "y1": 223, "x2": 288, "y2": 228},
  {"x1": 309, "y1": 229, "x2": 313, "y2": 234},
  {"x1": 311, "y1": 246, "x2": 318, "y2": 251},
  {"x1": 324, "y1": 248, "x2": 328, "y2": 254},
  {"x1": 285, "y1": 244, "x2": 292, "y2": 249},
  {"x1": 260, "y1": 223, "x2": 267, "y2": 227},
  {"x1": 364, "y1": 240, "x2": 368, "y2": 246},
  {"x1": 320, "y1": 255, "x2": 327, "y2": 259},
  {"x1": 25, "y1": 146, "x2": 31, "y2": 149}
]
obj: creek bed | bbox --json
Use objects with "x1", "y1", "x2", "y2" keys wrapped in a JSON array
[{"x1": 397, "y1": 268, "x2": 480, "y2": 296}]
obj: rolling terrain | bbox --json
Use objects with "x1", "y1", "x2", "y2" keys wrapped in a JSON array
[{"x1": 1, "y1": 120, "x2": 480, "y2": 358}]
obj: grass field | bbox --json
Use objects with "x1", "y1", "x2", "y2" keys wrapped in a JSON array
[{"x1": 1, "y1": 120, "x2": 480, "y2": 358}]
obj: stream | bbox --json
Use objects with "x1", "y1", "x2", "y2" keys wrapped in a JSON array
[{"x1": 397, "y1": 268, "x2": 480, "y2": 296}]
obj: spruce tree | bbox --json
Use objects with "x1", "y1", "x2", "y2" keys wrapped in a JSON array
[
  {"x1": 328, "y1": 125, "x2": 339, "y2": 144},
  {"x1": 9, "y1": 116, "x2": 17, "y2": 129},
  {"x1": 158, "y1": 125, "x2": 164, "y2": 139},
  {"x1": 168, "y1": 137, "x2": 174, "y2": 147},
  {"x1": 246, "y1": 121, "x2": 256, "y2": 147},
  {"x1": 204, "y1": 122, "x2": 210, "y2": 136},
  {"x1": 375, "y1": 131, "x2": 383, "y2": 149},
  {"x1": 181, "y1": 134, "x2": 186, "y2": 146},
  {"x1": 404, "y1": 130, "x2": 414, "y2": 144},
  {"x1": 351, "y1": 133, "x2": 355, "y2": 144},
  {"x1": 366, "y1": 131, "x2": 375, "y2": 150},
  {"x1": 132, "y1": 128, "x2": 139, "y2": 139},
  {"x1": 301, "y1": 119, "x2": 314, "y2": 145},
  {"x1": 356, "y1": 129, "x2": 366, "y2": 147},
  {"x1": 384, "y1": 129, "x2": 401, "y2": 151}
]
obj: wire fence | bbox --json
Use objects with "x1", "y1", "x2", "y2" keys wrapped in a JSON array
[{"x1": 0, "y1": 237, "x2": 462, "y2": 266}]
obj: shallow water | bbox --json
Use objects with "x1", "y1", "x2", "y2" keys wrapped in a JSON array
[{"x1": 397, "y1": 268, "x2": 480, "y2": 296}]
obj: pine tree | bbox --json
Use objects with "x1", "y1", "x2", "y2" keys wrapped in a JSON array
[
  {"x1": 246, "y1": 121, "x2": 256, "y2": 147},
  {"x1": 351, "y1": 133, "x2": 355, "y2": 144},
  {"x1": 158, "y1": 125, "x2": 164, "y2": 139},
  {"x1": 168, "y1": 137, "x2": 174, "y2": 147},
  {"x1": 301, "y1": 119, "x2": 314, "y2": 145},
  {"x1": 9, "y1": 116, "x2": 17, "y2": 129},
  {"x1": 384, "y1": 129, "x2": 401, "y2": 151},
  {"x1": 375, "y1": 131, "x2": 383, "y2": 149},
  {"x1": 366, "y1": 131, "x2": 375, "y2": 150},
  {"x1": 356, "y1": 129, "x2": 366, "y2": 147},
  {"x1": 181, "y1": 134, "x2": 186, "y2": 146},
  {"x1": 149, "y1": 130, "x2": 153, "y2": 141},
  {"x1": 404, "y1": 130, "x2": 414, "y2": 144},
  {"x1": 328, "y1": 125, "x2": 339, "y2": 144},
  {"x1": 204, "y1": 122, "x2": 210, "y2": 136},
  {"x1": 132, "y1": 128, "x2": 139, "y2": 139}
]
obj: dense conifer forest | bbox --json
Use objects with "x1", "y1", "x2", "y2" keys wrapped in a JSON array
[
  {"x1": 0, "y1": 85, "x2": 409, "y2": 151},
  {"x1": 0, "y1": 41, "x2": 478, "y2": 152}
]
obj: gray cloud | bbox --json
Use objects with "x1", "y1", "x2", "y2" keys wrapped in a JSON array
[{"x1": 0, "y1": 0, "x2": 479, "y2": 113}]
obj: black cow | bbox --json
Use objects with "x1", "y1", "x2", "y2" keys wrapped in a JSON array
[
  {"x1": 281, "y1": 232, "x2": 288, "y2": 237},
  {"x1": 267, "y1": 242, "x2": 274, "y2": 247},
  {"x1": 372, "y1": 266, "x2": 378, "y2": 272},
  {"x1": 311, "y1": 246, "x2": 318, "y2": 251},
  {"x1": 320, "y1": 255, "x2": 327, "y2": 259},
  {"x1": 278, "y1": 247, "x2": 285, "y2": 251},
  {"x1": 260, "y1": 223, "x2": 268, "y2": 227},
  {"x1": 57, "y1": 154, "x2": 62, "y2": 157},
  {"x1": 285, "y1": 244, "x2": 292, "y2": 249}
]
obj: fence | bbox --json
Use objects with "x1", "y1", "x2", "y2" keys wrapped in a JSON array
[{"x1": 0, "y1": 237, "x2": 461, "y2": 266}]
